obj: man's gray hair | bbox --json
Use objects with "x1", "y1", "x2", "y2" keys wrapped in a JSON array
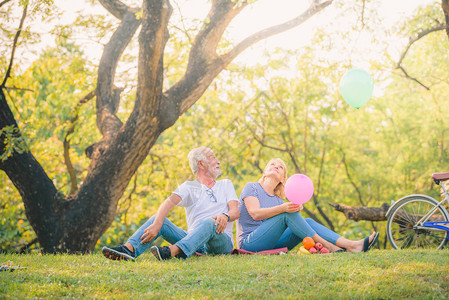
[{"x1": 188, "y1": 147, "x2": 212, "y2": 174}]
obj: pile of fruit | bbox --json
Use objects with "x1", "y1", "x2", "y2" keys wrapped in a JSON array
[{"x1": 297, "y1": 237, "x2": 330, "y2": 256}]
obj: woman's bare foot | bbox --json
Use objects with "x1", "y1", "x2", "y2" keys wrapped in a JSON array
[{"x1": 349, "y1": 232, "x2": 377, "y2": 252}]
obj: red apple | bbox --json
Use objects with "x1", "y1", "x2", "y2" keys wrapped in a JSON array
[
  {"x1": 309, "y1": 247, "x2": 318, "y2": 254},
  {"x1": 320, "y1": 247, "x2": 330, "y2": 254},
  {"x1": 314, "y1": 243, "x2": 323, "y2": 251}
]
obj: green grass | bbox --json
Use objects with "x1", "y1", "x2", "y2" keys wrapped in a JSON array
[{"x1": 1, "y1": 249, "x2": 449, "y2": 299}]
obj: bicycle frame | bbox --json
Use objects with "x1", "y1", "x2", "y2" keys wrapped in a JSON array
[{"x1": 415, "y1": 183, "x2": 449, "y2": 230}]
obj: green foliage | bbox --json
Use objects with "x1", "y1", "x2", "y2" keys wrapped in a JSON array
[
  {"x1": 396, "y1": 2, "x2": 445, "y2": 37},
  {"x1": 1, "y1": 1, "x2": 448, "y2": 254},
  {"x1": 7, "y1": 37, "x2": 97, "y2": 190},
  {"x1": 0, "y1": 173, "x2": 37, "y2": 253},
  {"x1": 1, "y1": 250, "x2": 448, "y2": 298},
  {"x1": 0, "y1": 125, "x2": 29, "y2": 162},
  {"x1": 0, "y1": 0, "x2": 59, "y2": 78}
]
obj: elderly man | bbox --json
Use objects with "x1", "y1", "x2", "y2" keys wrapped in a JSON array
[{"x1": 102, "y1": 147, "x2": 240, "y2": 261}]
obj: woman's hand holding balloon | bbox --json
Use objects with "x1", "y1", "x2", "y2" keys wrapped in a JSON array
[{"x1": 282, "y1": 202, "x2": 302, "y2": 213}]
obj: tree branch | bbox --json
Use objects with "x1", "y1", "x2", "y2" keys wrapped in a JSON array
[
  {"x1": 96, "y1": 8, "x2": 141, "y2": 140},
  {"x1": 251, "y1": 154, "x2": 264, "y2": 174},
  {"x1": 0, "y1": 0, "x2": 12, "y2": 9},
  {"x1": 222, "y1": 0, "x2": 333, "y2": 64},
  {"x1": 340, "y1": 149, "x2": 366, "y2": 206},
  {"x1": 162, "y1": 0, "x2": 248, "y2": 127},
  {"x1": 397, "y1": 23, "x2": 446, "y2": 66},
  {"x1": 309, "y1": 146, "x2": 335, "y2": 231},
  {"x1": 316, "y1": 146, "x2": 326, "y2": 197},
  {"x1": 303, "y1": 107, "x2": 308, "y2": 174},
  {"x1": 396, "y1": 23, "x2": 446, "y2": 90},
  {"x1": 1, "y1": 2, "x2": 27, "y2": 88},
  {"x1": 163, "y1": 1, "x2": 332, "y2": 130},
  {"x1": 19, "y1": 238, "x2": 38, "y2": 254},
  {"x1": 119, "y1": 172, "x2": 138, "y2": 236},
  {"x1": 189, "y1": 0, "x2": 247, "y2": 66},
  {"x1": 360, "y1": 0, "x2": 366, "y2": 29},
  {"x1": 239, "y1": 91, "x2": 291, "y2": 153},
  {"x1": 270, "y1": 84, "x2": 301, "y2": 173},
  {"x1": 98, "y1": 0, "x2": 131, "y2": 20},
  {"x1": 3, "y1": 86, "x2": 33, "y2": 92},
  {"x1": 251, "y1": 131, "x2": 290, "y2": 153},
  {"x1": 396, "y1": 66, "x2": 430, "y2": 90},
  {"x1": 301, "y1": 206, "x2": 322, "y2": 223},
  {"x1": 442, "y1": 0, "x2": 449, "y2": 39},
  {"x1": 134, "y1": 0, "x2": 172, "y2": 120},
  {"x1": 63, "y1": 90, "x2": 96, "y2": 195},
  {"x1": 172, "y1": 0, "x2": 193, "y2": 43}
]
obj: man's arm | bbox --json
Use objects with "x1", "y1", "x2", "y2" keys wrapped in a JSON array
[
  {"x1": 212, "y1": 200, "x2": 239, "y2": 234},
  {"x1": 140, "y1": 194, "x2": 182, "y2": 244},
  {"x1": 227, "y1": 200, "x2": 239, "y2": 222}
]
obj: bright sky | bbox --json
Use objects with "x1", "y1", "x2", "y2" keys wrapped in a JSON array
[{"x1": 38, "y1": 0, "x2": 430, "y2": 69}]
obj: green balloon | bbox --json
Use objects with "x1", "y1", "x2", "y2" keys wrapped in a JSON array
[{"x1": 339, "y1": 69, "x2": 374, "y2": 109}]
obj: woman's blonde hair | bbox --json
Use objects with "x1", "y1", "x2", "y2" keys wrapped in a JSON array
[{"x1": 259, "y1": 158, "x2": 287, "y2": 199}]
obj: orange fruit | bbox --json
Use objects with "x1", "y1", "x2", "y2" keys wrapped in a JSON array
[{"x1": 302, "y1": 237, "x2": 315, "y2": 250}]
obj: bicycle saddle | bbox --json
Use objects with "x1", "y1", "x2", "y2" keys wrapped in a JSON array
[{"x1": 432, "y1": 171, "x2": 449, "y2": 182}]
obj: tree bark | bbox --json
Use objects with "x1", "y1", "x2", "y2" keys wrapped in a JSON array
[
  {"x1": 328, "y1": 202, "x2": 390, "y2": 222},
  {"x1": 442, "y1": 0, "x2": 449, "y2": 39}
]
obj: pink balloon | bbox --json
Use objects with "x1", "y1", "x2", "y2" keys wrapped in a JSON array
[{"x1": 285, "y1": 174, "x2": 314, "y2": 204}]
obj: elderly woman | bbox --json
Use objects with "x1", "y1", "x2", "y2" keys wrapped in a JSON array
[{"x1": 238, "y1": 158, "x2": 378, "y2": 253}]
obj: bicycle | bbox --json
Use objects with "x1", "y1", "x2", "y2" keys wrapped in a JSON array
[{"x1": 386, "y1": 172, "x2": 449, "y2": 249}]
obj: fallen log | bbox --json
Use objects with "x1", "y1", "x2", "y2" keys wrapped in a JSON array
[
  {"x1": 328, "y1": 202, "x2": 390, "y2": 221},
  {"x1": 328, "y1": 202, "x2": 446, "y2": 223}
]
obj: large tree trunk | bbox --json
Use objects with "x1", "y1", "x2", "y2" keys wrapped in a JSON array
[{"x1": 0, "y1": 0, "x2": 333, "y2": 253}]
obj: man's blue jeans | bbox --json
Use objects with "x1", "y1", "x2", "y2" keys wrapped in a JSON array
[
  {"x1": 127, "y1": 216, "x2": 234, "y2": 258},
  {"x1": 241, "y1": 212, "x2": 341, "y2": 252}
]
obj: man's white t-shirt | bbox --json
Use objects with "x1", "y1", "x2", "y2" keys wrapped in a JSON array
[{"x1": 173, "y1": 179, "x2": 239, "y2": 244}]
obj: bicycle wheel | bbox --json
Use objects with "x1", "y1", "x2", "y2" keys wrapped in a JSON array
[{"x1": 387, "y1": 195, "x2": 449, "y2": 249}]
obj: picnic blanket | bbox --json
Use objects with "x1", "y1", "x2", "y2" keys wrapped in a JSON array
[
  {"x1": 230, "y1": 247, "x2": 288, "y2": 255},
  {"x1": 193, "y1": 247, "x2": 288, "y2": 256}
]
